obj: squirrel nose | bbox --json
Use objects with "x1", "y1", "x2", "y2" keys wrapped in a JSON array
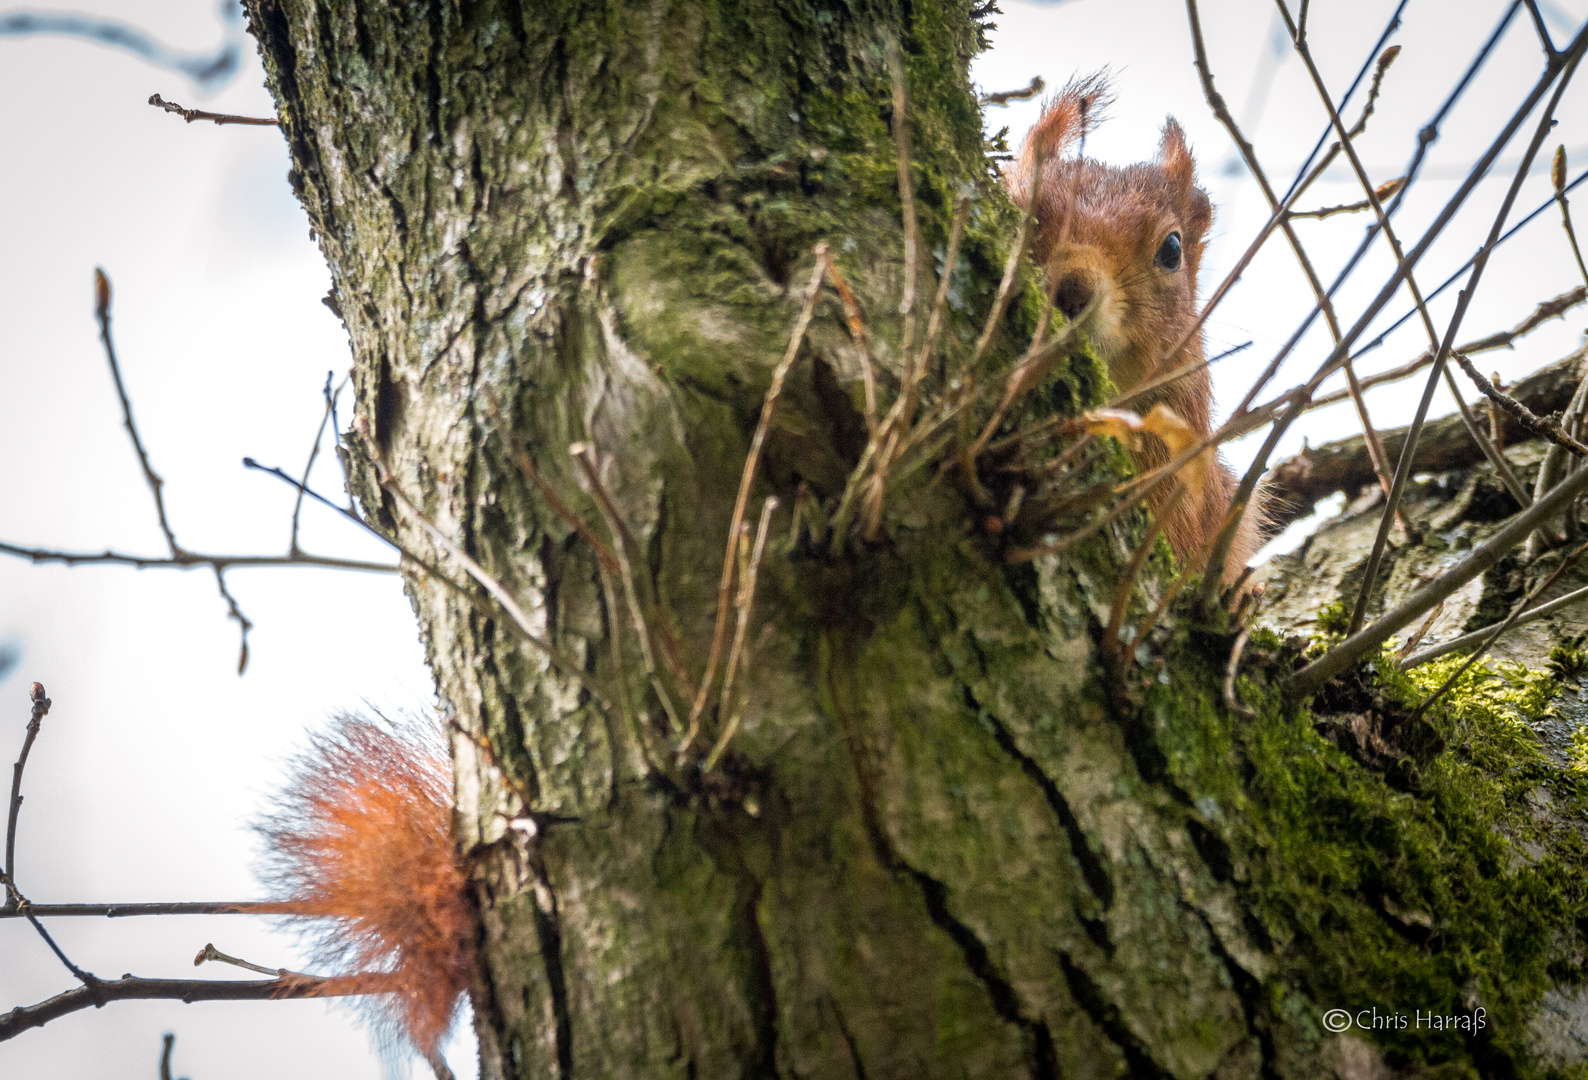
[{"x1": 1053, "y1": 273, "x2": 1095, "y2": 320}]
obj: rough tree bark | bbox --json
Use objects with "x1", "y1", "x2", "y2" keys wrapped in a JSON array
[{"x1": 244, "y1": 3, "x2": 1588, "y2": 1078}]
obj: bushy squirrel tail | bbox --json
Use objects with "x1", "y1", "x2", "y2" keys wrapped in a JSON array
[
  {"x1": 256, "y1": 712, "x2": 474, "y2": 1060},
  {"x1": 1005, "y1": 71, "x2": 1114, "y2": 211}
]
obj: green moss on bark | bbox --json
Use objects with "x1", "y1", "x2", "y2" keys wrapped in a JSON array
[{"x1": 1152, "y1": 621, "x2": 1588, "y2": 1077}]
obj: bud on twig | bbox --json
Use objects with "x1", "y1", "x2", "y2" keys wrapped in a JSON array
[
  {"x1": 93, "y1": 269, "x2": 110, "y2": 322},
  {"x1": 1555, "y1": 145, "x2": 1568, "y2": 197}
]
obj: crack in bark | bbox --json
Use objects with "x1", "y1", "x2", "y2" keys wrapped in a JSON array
[
  {"x1": 1187, "y1": 904, "x2": 1280, "y2": 1080},
  {"x1": 908, "y1": 867, "x2": 1060, "y2": 1080},
  {"x1": 468, "y1": 874, "x2": 513, "y2": 1080},
  {"x1": 527, "y1": 852, "x2": 574, "y2": 1079},
  {"x1": 423, "y1": 0, "x2": 447, "y2": 154},
  {"x1": 246, "y1": 4, "x2": 316, "y2": 213},
  {"x1": 479, "y1": 633, "x2": 544, "y2": 804},
  {"x1": 963, "y1": 687, "x2": 1115, "y2": 911},
  {"x1": 1055, "y1": 952, "x2": 1168, "y2": 1080},
  {"x1": 744, "y1": 877, "x2": 780, "y2": 1076},
  {"x1": 825, "y1": 647, "x2": 1057, "y2": 1080},
  {"x1": 826, "y1": 996, "x2": 869, "y2": 1080}
]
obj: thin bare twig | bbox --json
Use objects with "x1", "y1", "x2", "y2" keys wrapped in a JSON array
[
  {"x1": 969, "y1": 298, "x2": 1096, "y2": 464},
  {"x1": 1279, "y1": 2, "x2": 1527, "y2": 528},
  {"x1": 95, "y1": 270, "x2": 179, "y2": 554},
  {"x1": 1351, "y1": 151, "x2": 1588, "y2": 362},
  {"x1": 0, "y1": 972, "x2": 399, "y2": 1043},
  {"x1": 1104, "y1": 486, "x2": 1183, "y2": 661},
  {"x1": 367, "y1": 458, "x2": 614, "y2": 710},
  {"x1": 1400, "y1": 581, "x2": 1588, "y2": 668},
  {"x1": 160, "y1": 1034, "x2": 177, "y2": 1080},
  {"x1": 242, "y1": 459, "x2": 400, "y2": 555},
  {"x1": 1195, "y1": 10, "x2": 1574, "y2": 593},
  {"x1": 147, "y1": 93, "x2": 278, "y2": 127},
  {"x1": 859, "y1": 185, "x2": 970, "y2": 536},
  {"x1": 1289, "y1": 451, "x2": 1588, "y2": 698},
  {"x1": 1184, "y1": 0, "x2": 1407, "y2": 584},
  {"x1": 703, "y1": 497, "x2": 778, "y2": 772},
  {"x1": 571, "y1": 444, "x2": 686, "y2": 736},
  {"x1": 290, "y1": 371, "x2": 350, "y2": 556},
  {"x1": 1290, "y1": 177, "x2": 1405, "y2": 220},
  {"x1": 0, "y1": 14, "x2": 241, "y2": 90},
  {"x1": 194, "y1": 942, "x2": 312, "y2": 980},
  {"x1": 913, "y1": 195, "x2": 972, "y2": 393},
  {"x1": 1452, "y1": 352, "x2": 1588, "y2": 456},
  {"x1": 1307, "y1": 286, "x2": 1588, "y2": 411},
  {"x1": 1279, "y1": 0, "x2": 1536, "y2": 530},
  {"x1": 4, "y1": 684, "x2": 102, "y2": 989},
  {"x1": 887, "y1": 37, "x2": 919, "y2": 357},
  {"x1": 861, "y1": 198, "x2": 973, "y2": 530},
  {"x1": 596, "y1": 561, "x2": 655, "y2": 775},
  {"x1": 5, "y1": 683, "x2": 50, "y2": 886},
  {"x1": 1407, "y1": 542, "x2": 1588, "y2": 720},
  {"x1": 1224, "y1": 628, "x2": 1257, "y2": 719},
  {"x1": 1345, "y1": 45, "x2": 1401, "y2": 141},
  {"x1": 967, "y1": 168, "x2": 1038, "y2": 375},
  {"x1": 1554, "y1": 145, "x2": 1588, "y2": 288},
  {"x1": 824, "y1": 262, "x2": 880, "y2": 434},
  {"x1": 1524, "y1": 0, "x2": 1559, "y2": 57},
  {"x1": 1396, "y1": 602, "x2": 1446, "y2": 663},
  {"x1": 1, "y1": 901, "x2": 299, "y2": 919},
  {"x1": 682, "y1": 247, "x2": 828, "y2": 754},
  {"x1": 0, "y1": 542, "x2": 396, "y2": 576},
  {"x1": 980, "y1": 76, "x2": 1044, "y2": 106}
]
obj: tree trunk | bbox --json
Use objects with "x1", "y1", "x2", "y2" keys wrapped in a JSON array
[{"x1": 244, "y1": 3, "x2": 1588, "y2": 1078}]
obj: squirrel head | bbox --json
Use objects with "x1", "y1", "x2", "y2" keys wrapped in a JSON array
[{"x1": 1007, "y1": 79, "x2": 1214, "y2": 419}]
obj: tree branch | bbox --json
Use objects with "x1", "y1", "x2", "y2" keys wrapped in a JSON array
[
  {"x1": 147, "y1": 93, "x2": 278, "y2": 127},
  {"x1": 980, "y1": 76, "x2": 1044, "y2": 106},
  {"x1": 0, "y1": 973, "x2": 399, "y2": 1043},
  {"x1": 0, "y1": 901, "x2": 299, "y2": 919},
  {"x1": 0, "y1": 542, "x2": 396, "y2": 575},
  {"x1": 1268, "y1": 345, "x2": 1588, "y2": 529}
]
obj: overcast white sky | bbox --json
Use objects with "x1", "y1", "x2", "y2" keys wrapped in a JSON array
[{"x1": 1, "y1": 1, "x2": 1585, "y2": 1077}]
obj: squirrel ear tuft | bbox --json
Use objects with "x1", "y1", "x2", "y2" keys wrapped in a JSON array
[
  {"x1": 1007, "y1": 71, "x2": 1113, "y2": 208},
  {"x1": 1158, "y1": 118, "x2": 1212, "y2": 234},
  {"x1": 1157, "y1": 118, "x2": 1196, "y2": 188}
]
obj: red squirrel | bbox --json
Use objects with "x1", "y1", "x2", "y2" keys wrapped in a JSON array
[
  {"x1": 256, "y1": 713, "x2": 473, "y2": 1066},
  {"x1": 1004, "y1": 75, "x2": 1264, "y2": 581}
]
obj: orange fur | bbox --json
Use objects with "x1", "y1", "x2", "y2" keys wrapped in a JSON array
[
  {"x1": 1006, "y1": 75, "x2": 1265, "y2": 580},
  {"x1": 256, "y1": 713, "x2": 473, "y2": 1059}
]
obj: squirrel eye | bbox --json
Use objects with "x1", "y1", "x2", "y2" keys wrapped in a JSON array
[{"x1": 1154, "y1": 232, "x2": 1183, "y2": 271}]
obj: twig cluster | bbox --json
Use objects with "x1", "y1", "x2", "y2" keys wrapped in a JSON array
[{"x1": 0, "y1": 271, "x2": 396, "y2": 674}]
